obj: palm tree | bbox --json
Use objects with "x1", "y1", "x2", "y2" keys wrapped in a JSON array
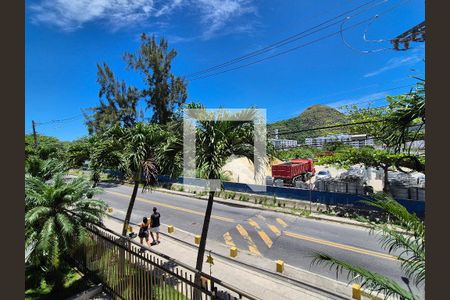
[
  {"x1": 25, "y1": 155, "x2": 68, "y2": 181},
  {"x1": 185, "y1": 106, "x2": 268, "y2": 275},
  {"x1": 25, "y1": 174, "x2": 107, "y2": 292},
  {"x1": 312, "y1": 193, "x2": 424, "y2": 299},
  {"x1": 100, "y1": 122, "x2": 168, "y2": 235}
]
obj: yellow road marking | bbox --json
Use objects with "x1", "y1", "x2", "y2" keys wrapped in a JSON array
[
  {"x1": 105, "y1": 190, "x2": 235, "y2": 223},
  {"x1": 247, "y1": 219, "x2": 261, "y2": 229},
  {"x1": 267, "y1": 224, "x2": 281, "y2": 237},
  {"x1": 223, "y1": 232, "x2": 236, "y2": 248},
  {"x1": 257, "y1": 230, "x2": 273, "y2": 248},
  {"x1": 247, "y1": 219, "x2": 273, "y2": 248},
  {"x1": 236, "y1": 224, "x2": 261, "y2": 256},
  {"x1": 284, "y1": 231, "x2": 397, "y2": 261},
  {"x1": 276, "y1": 218, "x2": 288, "y2": 228}
]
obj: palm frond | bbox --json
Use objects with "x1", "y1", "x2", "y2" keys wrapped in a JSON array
[
  {"x1": 25, "y1": 206, "x2": 52, "y2": 226},
  {"x1": 311, "y1": 253, "x2": 418, "y2": 300},
  {"x1": 361, "y1": 194, "x2": 424, "y2": 237}
]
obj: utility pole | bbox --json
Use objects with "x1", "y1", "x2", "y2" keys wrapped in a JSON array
[
  {"x1": 32, "y1": 120, "x2": 37, "y2": 147},
  {"x1": 391, "y1": 21, "x2": 425, "y2": 51}
]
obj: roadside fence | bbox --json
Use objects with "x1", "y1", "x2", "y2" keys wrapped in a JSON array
[{"x1": 70, "y1": 213, "x2": 259, "y2": 300}]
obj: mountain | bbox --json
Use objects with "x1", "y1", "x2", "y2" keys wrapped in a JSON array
[{"x1": 268, "y1": 105, "x2": 347, "y2": 142}]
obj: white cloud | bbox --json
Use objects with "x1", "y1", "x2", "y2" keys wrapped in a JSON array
[
  {"x1": 28, "y1": 0, "x2": 256, "y2": 38},
  {"x1": 364, "y1": 54, "x2": 424, "y2": 78},
  {"x1": 29, "y1": 0, "x2": 158, "y2": 31},
  {"x1": 195, "y1": 0, "x2": 256, "y2": 39}
]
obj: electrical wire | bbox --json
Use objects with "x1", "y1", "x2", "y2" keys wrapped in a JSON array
[
  {"x1": 189, "y1": 0, "x2": 411, "y2": 81},
  {"x1": 188, "y1": 0, "x2": 390, "y2": 80},
  {"x1": 339, "y1": 0, "x2": 415, "y2": 53},
  {"x1": 274, "y1": 119, "x2": 387, "y2": 136},
  {"x1": 186, "y1": 0, "x2": 383, "y2": 78},
  {"x1": 35, "y1": 114, "x2": 84, "y2": 126}
]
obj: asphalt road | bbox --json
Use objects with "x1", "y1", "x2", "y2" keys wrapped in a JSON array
[{"x1": 97, "y1": 182, "x2": 424, "y2": 297}]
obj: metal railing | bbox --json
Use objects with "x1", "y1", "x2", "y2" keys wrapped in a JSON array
[{"x1": 70, "y1": 214, "x2": 258, "y2": 300}]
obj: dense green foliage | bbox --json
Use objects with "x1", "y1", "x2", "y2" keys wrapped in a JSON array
[
  {"x1": 25, "y1": 174, "x2": 106, "y2": 292},
  {"x1": 343, "y1": 81, "x2": 425, "y2": 154},
  {"x1": 84, "y1": 63, "x2": 142, "y2": 135},
  {"x1": 276, "y1": 146, "x2": 318, "y2": 161},
  {"x1": 85, "y1": 34, "x2": 187, "y2": 133},
  {"x1": 125, "y1": 34, "x2": 187, "y2": 125},
  {"x1": 268, "y1": 105, "x2": 347, "y2": 142},
  {"x1": 25, "y1": 266, "x2": 91, "y2": 300},
  {"x1": 25, "y1": 134, "x2": 70, "y2": 181},
  {"x1": 95, "y1": 122, "x2": 171, "y2": 235}
]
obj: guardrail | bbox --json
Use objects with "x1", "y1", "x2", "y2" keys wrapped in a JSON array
[
  {"x1": 158, "y1": 176, "x2": 425, "y2": 218},
  {"x1": 69, "y1": 212, "x2": 259, "y2": 300}
]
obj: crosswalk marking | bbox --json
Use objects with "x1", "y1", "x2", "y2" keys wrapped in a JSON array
[
  {"x1": 236, "y1": 224, "x2": 261, "y2": 256},
  {"x1": 276, "y1": 218, "x2": 288, "y2": 228},
  {"x1": 267, "y1": 224, "x2": 281, "y2": 237},
  {"x1": 248, "y1": 219, "x2": 273, "y2": 248},
  {"x1": 247, "y1": 219, "x2": 261, "y2": 230},
  {"x1": 223, "y1": 232, "x2": 236, "y2": 248},
  {"x1": 257, "y1": 230, "x2": 273, "y2": 248}
]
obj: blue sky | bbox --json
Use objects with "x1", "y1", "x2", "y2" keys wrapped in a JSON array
[{"x1": 25, "y1": 0, "x2": 425, "y2": 141}]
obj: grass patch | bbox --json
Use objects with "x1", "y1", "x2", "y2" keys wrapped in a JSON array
[{"x1": 25, "y1": 268, "x2": 91, "y2": 300}]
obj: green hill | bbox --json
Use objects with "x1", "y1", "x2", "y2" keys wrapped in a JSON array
[{"x1": 268, "y1": 105, "x2": 347, "y2": 142}]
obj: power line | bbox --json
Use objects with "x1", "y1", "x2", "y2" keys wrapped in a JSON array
[
  {"x1": 269, "y1": 83, "x2": 416, "y2": 120},
  {"x1": 189, "y1": 0, "x2": 411, "y2": 81},
  {"x1": 186, "y1": 0, "x2": 384, "y2": 79},
  {"x1": 189, "y1": 0, "x2": 410, "y2": 81},
  {"x1": 318, "y1": 83, "x2": 416, "y2": 107},
  {"x1": 35, "y1": 114, "x2": 84, "y2": 126},
  {"x1": 272, "y1": 118, "x2": 424, "y2": 137},
  {"x1": 275, "y1": 119, "x2": 387, "y2": 136}
]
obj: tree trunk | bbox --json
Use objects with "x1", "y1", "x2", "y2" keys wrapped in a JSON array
[
  {"x1": 382, "y1": 166, "x2": 390, "y2": 194},
  {"x1": 122, "y1": 178, "x2": 140, "y2": 236},
  {"x1": 194, "y1": 191, "x2": 215, "y2": 299}
]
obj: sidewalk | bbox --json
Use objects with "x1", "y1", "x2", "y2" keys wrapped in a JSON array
[{"x1": 103, "y1": 216, "x2": 348, "y2": 300}]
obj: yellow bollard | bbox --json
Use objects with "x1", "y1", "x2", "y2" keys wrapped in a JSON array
[
  {"x1": 276, "y1": 260, "x2": 284, "y2": 273},
  {"x1": 195, "y1": 235, "x2": 201, "y2": 245},
  {"x1": 352, "y1": 284, "x2": 361, "y2": 300},
  {"x1": 230, "y1": 247, "x2": 238, "y2": 257},
  {"x1": 107, "y1": 207, "x2": 113, "y2": 213},
  {"x1": 128, "y1": 225, "x2": 133, "y2": 233},
  {"x1": 168, "y1": 225, "x2": 174, "y2": 233}
]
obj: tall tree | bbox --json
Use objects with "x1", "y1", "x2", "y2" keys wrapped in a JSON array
[
  {"x1": 100, "y1": 122, "x2": 168, "y2": 235},
  {"x1": 343, "y1": 81, "x2": 425, "y2": 154},
  {"x1": 124, "y1": 33, "x2": 187, "y2": 125},
  {"x1": 184, "y1": 105, "x2": 268, "y2": 293},
  {"x1": 84, "y1": 63, "x2": 142, "y2": 135},
  {"x1": 385, "y1": 81, "x2": 425, "y2": 155}
]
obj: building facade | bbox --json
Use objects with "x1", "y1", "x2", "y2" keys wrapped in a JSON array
[
  {"x1": 304, "y1": 134, "x2": 375, "y2": 148},
  {"x1": 270, "y1": 138, "x2": 298, "y2": 149}
]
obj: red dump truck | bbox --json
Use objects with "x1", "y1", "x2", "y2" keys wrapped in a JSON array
[{"x1": 271, "y1": 158, "x2": 316, "y2": 186}]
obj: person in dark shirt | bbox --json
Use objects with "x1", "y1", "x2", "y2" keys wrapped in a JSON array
[
  {"x1": 150, "y1": 207, "x2": 161, "y2": 244},
  {"x1": 138, "y1": 217, "x2": 150, "y2": 247}
]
